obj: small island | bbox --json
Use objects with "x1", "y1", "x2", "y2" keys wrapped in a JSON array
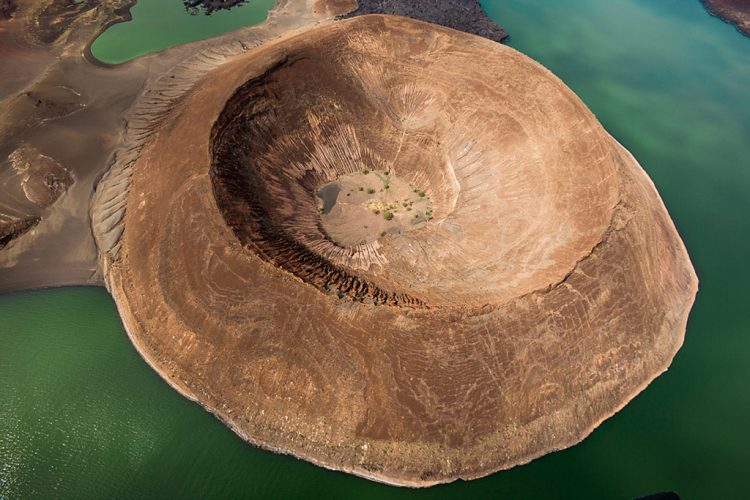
[{"x1": 342, "y1": 0, "x2": 508, "y2": 43}]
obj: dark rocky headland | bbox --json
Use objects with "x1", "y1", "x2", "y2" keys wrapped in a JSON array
[
  {"x1": 183, "y1": 0, "x2": 247, "y2": 15},
  {"x1": 702, "y1": 0, "x2": 750, "y2": 36},
  {"x1": 342, "y1": 0, "x2": 508, "y2": 43}
]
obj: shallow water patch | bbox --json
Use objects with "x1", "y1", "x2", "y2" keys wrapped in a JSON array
[{"x1": 90, "y1": 0, "x2": 276, "y2": 64}]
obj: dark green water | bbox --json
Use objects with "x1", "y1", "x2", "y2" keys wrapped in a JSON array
[
  {"x1": 89, "y1": 0, "x2": 276, "y2": 64},
  {"x1": 2, "y1": 0, "x2": 750, "y2": 498}
]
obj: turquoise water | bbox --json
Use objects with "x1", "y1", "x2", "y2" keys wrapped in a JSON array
[
  {"x1": 2, "y1": 0, "x2": 750, "y2": 498},
  {"x1": 89, "y1": 0, "x2": 276, "y2": 64}
]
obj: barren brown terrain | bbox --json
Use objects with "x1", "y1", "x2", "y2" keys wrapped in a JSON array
[
  {"x1": 92, "y1": 14, "x2": 698, "y2": 487},
  {"x1": 0, "y1": 0, "x2": 144, "y2": 291},
  {"x1": 703, "y1": 0, "x2": 750, "y2": 36}
]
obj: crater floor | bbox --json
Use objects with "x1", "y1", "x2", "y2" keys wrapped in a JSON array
[
  {"x1": 314, "y1": 170, "x2": 432, "y2": 247},
  {"x1": 94, "y1": 14, "x2": 698, "y2": 487}
]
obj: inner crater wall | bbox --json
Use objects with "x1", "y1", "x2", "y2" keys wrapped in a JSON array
[{"x1": 209, "y1": 19, "x2": 620, "y2": 308}]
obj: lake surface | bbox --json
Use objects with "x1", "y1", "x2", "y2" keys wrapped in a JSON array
[
  {"x1": 2, "y1": 0, "x2": 750, "y2": 498},
  {"x1": 89, "y1": 0, "x2": 276, "y2": 64}
]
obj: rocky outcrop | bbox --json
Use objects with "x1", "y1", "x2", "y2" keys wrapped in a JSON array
[
  {"x1": 0, "y1": 0, "x2": 17, "y2": 20},
  {"x1": 0, "y1": 216, "x2": 40, "y2": 249},
  {"x1": 183, "y1": 0, "x2": 247, "y2": 15},
  {"x1": 9, "y1": 146, "x2": 74, "y2": 209},
  {"x1": 94, "y1": 15, "x2": 697, "y2": 487},
  {"x1": 702, "y1": 0, "x2": 750, "y2": 37},
  {"x1": 343, "y1": 0, "x2": 508, "y2": 43}
]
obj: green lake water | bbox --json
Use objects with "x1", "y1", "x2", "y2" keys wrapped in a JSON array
[
  {"x1": 89, "y1": 0, "x2": 276, "y2": 64},
  {"x1": 2, "y1": 0, "x2": 750, "y2": 498}
]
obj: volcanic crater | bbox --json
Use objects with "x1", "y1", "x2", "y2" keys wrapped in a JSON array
[
  {"x1": 208, "y1": 31, "x2": 620, "y2": 310},
  {"x1": 94, "y1": 14, "x2": 698, "y2": 487}
]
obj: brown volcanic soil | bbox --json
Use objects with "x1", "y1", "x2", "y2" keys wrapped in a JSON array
[
  {"x1": 95, "y1": 15, "x2": 698, "y2": 486},
  {"x1": 703, "y1": 0, "x2": 750, "y2": 36}
]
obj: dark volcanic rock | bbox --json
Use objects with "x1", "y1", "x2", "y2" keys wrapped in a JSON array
[
  {"x1": 702, "y1": 0, "x2": 750, "y2": 37},
  {"x1": 342, "y1": 0, "x2": 508, "y2": 43},
  {"x1": 35, "y1": 0, "x2": 97, "y2": 44},
  {"x1": 99, "y1": 15, "x2": 697, "y2": 487},
  {"x1": 183, "y1": 0, "x2": 247, "y2": 15},
  {"x1": 0, "y1": 0, "x2": 17, "y2": 20},
  {"x1": 0, "y1": 217, "x2": 40, "y2": 250},
  {"x1": 633, "y1": 492, "x2": 681, "y2": 500}
]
